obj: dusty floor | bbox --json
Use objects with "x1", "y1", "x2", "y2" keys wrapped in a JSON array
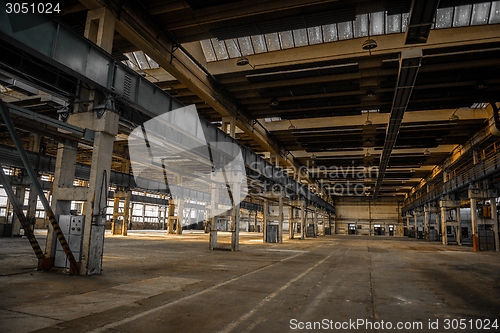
[{"x1": 0, "y1": 231, "x2": 499, "y2": 333}]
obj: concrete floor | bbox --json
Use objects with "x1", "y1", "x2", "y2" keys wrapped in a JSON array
[{"x1": 0, "y1": 231, "x2": 499, "y2": 333}]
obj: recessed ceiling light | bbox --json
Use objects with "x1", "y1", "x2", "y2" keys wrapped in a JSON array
[
  {"x1": 269, "y1": 98, "x2": 279, "y2": 107},
  {"x1": 365, "y1": 89, "x2": 376, "y2": 97}
]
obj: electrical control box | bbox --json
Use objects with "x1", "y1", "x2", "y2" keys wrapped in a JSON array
[{"x1": 54, "y1": 215, "x2": 84, "y2": 269}]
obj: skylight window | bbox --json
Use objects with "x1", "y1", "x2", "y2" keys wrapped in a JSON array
[{"x1": 200, "y1": 1, "x2": 500, "y2": 62}]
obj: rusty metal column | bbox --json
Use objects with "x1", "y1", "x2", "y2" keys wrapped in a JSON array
[
  {"x1": 0, "y1": 167, "x2": 45, "y2": 263},
  {"x1": 26, "y1": 134, "x2": 42, "y2": 230},
  {"x1": 11, "y1": 185, "x2": 25, "y2": 236},
  {"x1": 491, "y1": 197, "x2": 499, "y2": 252}
]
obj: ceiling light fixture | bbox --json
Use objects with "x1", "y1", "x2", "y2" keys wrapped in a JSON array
[
  {"x1": 311, "y1": 153, "x2": 316, "y2": 159},
  {"x1": 424, "y1": 148, "x2": 431, "y2": 155},
  {"x1": 364, "y1": 112, "x2": 372, "y2": 126},
  {"x1": 288, "y1": 120, "x2": 297, "y2": 130},
  {"x1": 236, "y1": 56, "x2": 255, "y2": 69},
  {"x1": 269, "y1": 98, "x2": 279, "y2": 107},
  {"x1": 362, "y1": 14, "x2": 378, "y2": 54},
  {"x1": 236, "y1": 57, "x2": 249, "y2": 66},
  {"x1": 365, "y1": 89, "x2": 376, "y2": 97},
  {"x1": 449, "y1": 113, "x2": 459, "y2": 121},
  {"x1": 364, "y1": 149, "x2": 371, "y2": 157},
  {"x1": 475, "y1": 80, "x2": 488, "y2": 90}
]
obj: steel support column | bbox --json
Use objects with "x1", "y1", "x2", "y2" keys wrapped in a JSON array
[{"x1": 0, "y1": 101, "x2": 80, "y2": 274}]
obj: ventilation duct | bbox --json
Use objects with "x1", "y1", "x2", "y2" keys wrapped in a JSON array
[{"x1": 374, "y1": 48, "x2": 422, "y2": 198}]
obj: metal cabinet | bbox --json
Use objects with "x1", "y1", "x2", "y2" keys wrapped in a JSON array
[{"x1": 54, "y1": 215, "x2": 84, "y2": 268}]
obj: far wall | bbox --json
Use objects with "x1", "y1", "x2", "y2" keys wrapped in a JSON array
[{"x1": 335, "y1": 197, "x2": 403, "y2": 236}]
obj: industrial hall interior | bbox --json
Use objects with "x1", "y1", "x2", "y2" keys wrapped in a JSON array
[{"x1": 0, "y1": 0, "x2": 499, "y2": 332}]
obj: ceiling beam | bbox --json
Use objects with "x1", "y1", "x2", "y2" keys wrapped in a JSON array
[
  {"x1": 78, "y1": 0, "x2": 302, "y2": 171},
  {"x1": 263, "y1": 108, "x2": 488, "y2": 131},
  {"x1": 290, "y1": 145, "x2": 457, "y2": 157},
  {"x1": 207, "y1": 25, "x2": 500, "y2": 75}
]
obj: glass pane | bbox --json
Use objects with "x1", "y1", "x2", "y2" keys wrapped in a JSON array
[
  {"x1": 225, "y1": 39, "x2": 241, "y2": 58},
  {"x1": 490, "y1": 1, "x2": 500, "y2": 24},
  {"x1": 210, "y1": 38, "x2": 229, "y2": 60},
  {"x1": 145, "y1": 54, "x2": 159, "y2": 69},
  {"x1": 237, "y1": 37, "x2": 254, "y2": 56},
  {"x1": 265, "y1": 33, "x2": 281, "y2": 51},
  {"x1": 293, "y1": 28, "x2": 309, "y2": 46},
  {"x1": 435, "y1": 8, "x2": 453, "y2": 28},
  {"x1": 402, "y1": 13, "x2": 409, "y2": 31},
  {"x1": 200, "y1": 41, "x2": 216, "y2": 62},
  {"x1": 279, "y1": 31, "x2": 295, "y2": 49},
  {"x1": 307, "y1": 26, "x2": 323, "y2": 44},
  {"x1": 370, "y1": 12, "x2": 385, "y2": 35},
  {"x1": 453, "y1": 4, "x2": 472, "y2": 27},
  {"x1": 133, "y1": 51, "x2": 149, "y2": 70},
  {"x1": 322, "y1": 24, "x2": 338, "y2": 42},
  {"x1": 386, "y1": 14, "x2": 401, "y2": 33},
  {"x1": 471, "y1": 2, "x2": 491, "y2": 25},
  {"x1": 354, "y1": 14, "x2": 368, "y2": 38},
  {"x1": 251, "y1": 35, "x2": 267, "y2": 53},
  {"x1": 338, "y1": 21, "x2": 353, "y2": 40},
  {"x1": 126, "y1": 60, "x2": 138, "y2": 71},
  {"x1": 125, "y1": 53, "x2": 139, "y2": 70}
]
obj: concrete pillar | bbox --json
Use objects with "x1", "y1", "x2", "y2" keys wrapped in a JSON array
[
  {"x1": 168, "y1": 200, "x2": 175, "y2": 234},
  {"x1": 45, "y1": 141, "x2": 78, "y2": 260},
  {"x1": 456, "y1": 208, "x2": 462, "y2": 246},
  {"x1": 222, "y1": 116, "x2": 236, "y2": 138},
  {"x1": 254, "y1": 209, "x2": 258, "y2": 232},
  {"x1": 278, "y1": 195, "x2": 283, "y2": 243},
  {"x1": 313, "y1": 209, "x2": 318, "y2": 237},
  {"x1": 263, "y1": 200, "x2": 268, "y2": 242},
  {"x1": 84, "y1": 7, "x2": 115, "y2": 54},
  {"x1": 176, "y1": 198, "x2": 184, "y2": 235},
  {"x1": 300, "y1": 200, "x2": 306, "y2": 239},
  {"x1": 470, "y1": 198, "x2": 478, "y2": 250},
  {"x1": 413, "y1": 212, "x2": 418, "y2": 238},
  {"x1": 209, "y1": 184, "x2": 218, "y2": 250},
  {"x1": 491, "y1": 197, "x2": 499, "y2": 252},
  {"x1": 440, "y1": 205, "x2": 448, "y2": 246},
  {"x1": 270, "y1": 153, "x2": 279, "y2": 168},
  {"x1": 231, "y1": 183, "x2": 241, "y2": 251},
  {"x1": 424, "y1": 206, "x2": 430, "y2": 241},
  {"x1": 289, "y1": 206, "x2": 294, "y2": 239}
]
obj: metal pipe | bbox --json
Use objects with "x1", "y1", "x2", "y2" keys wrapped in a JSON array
[
  {"x1": 0, "y1": 166, "x2": 45, "y2": 260},
  {"x1": 0, "y1": 100, "x2": 80, "y2": 274}
]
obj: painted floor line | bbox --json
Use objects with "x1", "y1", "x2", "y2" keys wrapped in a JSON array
[
  {"x1": 86, "y1": 251, "x2": 307, "y2": 333},
  {"x1": 218, "y1": 252, "x2": 334, "y2": 333}
]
